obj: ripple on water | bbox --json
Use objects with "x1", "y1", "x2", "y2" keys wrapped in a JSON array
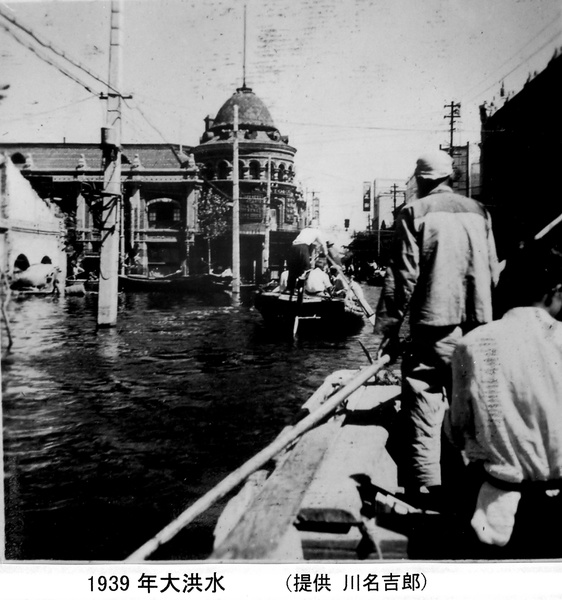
[{"x1": 2, "y1": 287, "x2": 384, "y2": 560}]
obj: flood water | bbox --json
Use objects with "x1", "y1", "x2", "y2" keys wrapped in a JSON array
[{"x1": 1, "y1": 286, "x2": 385, "y2": 561}]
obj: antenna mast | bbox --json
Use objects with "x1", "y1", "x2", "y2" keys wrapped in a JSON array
[{"x1": 242, "y1": 4, "x2": 247, "y2": 87}]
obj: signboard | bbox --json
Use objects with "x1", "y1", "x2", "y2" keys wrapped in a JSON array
[
  {"x1": 362, "y1": 182, "x2": 371, "y2": 212},
  {"x1": 240, "y1": 194, "x2": 264, "y2": 223}
]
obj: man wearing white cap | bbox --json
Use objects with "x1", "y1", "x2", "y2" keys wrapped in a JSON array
[{"x1": 374, "y1": 149, "x2": 500, "y2": 509}]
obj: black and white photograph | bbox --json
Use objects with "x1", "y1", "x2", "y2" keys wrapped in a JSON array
[{"x1": 1, "y1": 0, "x2": 561, "y2": 586}]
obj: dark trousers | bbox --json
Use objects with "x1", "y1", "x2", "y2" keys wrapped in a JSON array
[
  {"x1": 450, "y1": 465, "x2": 562, "y2": 559},
  {"x1": 287, "y1": 244, "x2": 310, "y2": 293}
]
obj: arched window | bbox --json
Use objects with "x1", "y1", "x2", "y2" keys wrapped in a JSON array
[
  {"x1": 204, "y1": 163, "x2": 215, "y2": 180},
  {"x1": 239, "y1": 160, "x2": 247, "y2": 179},
  {"x1": 249, "y1": 160, "x2": 261, "y2": 180},
  {"x1": 14, "y1": 254, "x2": 30, "y2": 272},
  {"x1": 278, "y1": 163, "x2": 287, "y2": 182},
  {"x1": 287, "y1": 165, "x2": 295, "y2": 182},
  {"x1": 40, "y1": 256, "x2": 52, "y2": 264},
  {"x1": 217, "y1": 161, "x2": 230, "y2": 180},
  {"x1": 11, "y1": 153, "x2": 26, "y2": 165}
]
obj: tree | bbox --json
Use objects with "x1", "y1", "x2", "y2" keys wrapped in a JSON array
[{"x1": 197, "y1": 185, "x2": 231, "y2": 271}]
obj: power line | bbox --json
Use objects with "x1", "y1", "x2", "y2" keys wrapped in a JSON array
[
  {"x1": 0, "y1": 94, "x2": 95, "y2": 123},
  {"x1": 0, "y1": 4, "x2": 119, "y2": 96},
  {"x1": 462, "y1": 28, "x2": 562, "y2": 105},
  {"x1": 0, "y1": 21, "x2": 100, "y2": 96},
  {"x1": 278, "y1": 119, "x2": 447, "y2": 133},
  {"x1": 459, "y1": 18, "x2": 561, "y2": 103}
]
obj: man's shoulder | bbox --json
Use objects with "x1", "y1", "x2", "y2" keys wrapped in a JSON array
[
  {"x1": 413, "y1": 191, "x2": 487, "y2": 218},
  {"x1": 457, "y1": 320, "x2": 504, "y2": 350}
]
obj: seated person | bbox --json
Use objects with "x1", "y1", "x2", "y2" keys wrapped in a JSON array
[
  {"x1": 304, "y1": 257, "x2": 333, "y2": 296},
  {"x1": 329, "y1": 266, "x2": 347, "y2": 296},
  {"x1": 275, "y1": 268, "x2": 289, "y2": 293},
  {"x1": 446, "y1": 242, "x2": 562, "y2": 559}
]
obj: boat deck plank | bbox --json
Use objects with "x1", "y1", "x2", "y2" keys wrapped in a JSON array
[
  {"x1": 298, "y1": 384, "x2": 401, "y2": 526},
  {"x1": 211, "y1": 376, "x2": 402, "y2": 560}
]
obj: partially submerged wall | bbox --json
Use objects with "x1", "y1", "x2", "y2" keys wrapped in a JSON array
[{"x1": 0, "y1": 155, "x2": 66, "y2": 280}]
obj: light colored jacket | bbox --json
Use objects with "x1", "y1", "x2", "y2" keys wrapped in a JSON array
[{"x1": 376, "y1": 184, "x2": 499, "y2": 333}]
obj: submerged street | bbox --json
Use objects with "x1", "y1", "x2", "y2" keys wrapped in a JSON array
[{"x1": 1, "y1": 286, "x2": 384, "y2": 560}]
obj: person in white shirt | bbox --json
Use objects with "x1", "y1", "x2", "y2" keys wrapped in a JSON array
[
  {"x1": 304, "y1": 258, "x2": 333, "y2": 295},
  {"x1": 446, "y1": 243, "x2": 562, "y2": 559}
]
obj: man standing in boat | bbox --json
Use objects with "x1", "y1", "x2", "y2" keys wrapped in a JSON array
[
  {"x1": 286, "y1": 219, "x2": 341, "y2": 293},
  {"x1": 374, "y1": 149, "x2": 499, "y2": 509},
  {"x1": 446, "y1": 243, "x2": 562, "y2": 558}
]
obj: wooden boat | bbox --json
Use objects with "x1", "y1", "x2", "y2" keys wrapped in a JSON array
[
  {"x1": 169, "y1": 273, "x2": 232, "y2": 294},
  {"x1": 118, "y1": 273, "x2": 175, "y2": 292},
  {"x1": 65, "y1": 278, "x2": 99, "y2": 293},
  {"x1": 118, "y1": 273, "x2": 232, "y2": 294},
  {"x1": 126, "y1": 357, "x2": 449, "y2": 562},
  {"x1": 12, "y1": 285, "x2": 58, "y2": 297},
  {"x1": 254, "y1": 289, "x2": 365, "y2": 334}
]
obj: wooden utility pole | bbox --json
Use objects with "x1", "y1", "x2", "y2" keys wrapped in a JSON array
[
  {"x1": 444, "y1": 101, "x2": 461, "y2": 153},
  {"x1": 98, "y1": 0, "x2": 123, "y2": 327},
  {"x1": 391, "y1": 183, "x2": 399, "y2": 212},
  {"x1": 231, "y1": 105, "x2": 241, "y2": 306}
]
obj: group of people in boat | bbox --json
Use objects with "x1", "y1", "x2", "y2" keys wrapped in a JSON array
[
  {"x1": 272, "y1": 218, "x2": 355, "y2": 299},
  {"x1": 373, "y1": 149, "x2": 562, "y2": 559}
]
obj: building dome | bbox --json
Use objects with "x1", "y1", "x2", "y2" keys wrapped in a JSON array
[{"x1": 212, "y1": 86, "x2": 276, "y2": 131}]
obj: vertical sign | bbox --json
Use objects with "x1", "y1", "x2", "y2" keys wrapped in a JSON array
[{"x1": 362, "y1": 182, "x2": 371, "y2": 212}]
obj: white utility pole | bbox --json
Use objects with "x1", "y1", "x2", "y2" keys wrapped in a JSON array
[
  {"x1": 263, "y1": 155, "x2": 271, "y2": 277},
  {"x1": 97, "y1": 0, "x2": 123, "y2": 327},
  {"x1": 231, "y1": 105, "x2": 241, "y2": 306}
]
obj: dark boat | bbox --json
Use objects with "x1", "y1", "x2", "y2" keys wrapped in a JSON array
[
  {"x1": 254, "y1": 289, "x2": 365, "y2": 334},
  {"x1": 169, "y1": 273, "x2": 232, "y2": 294},
  {"x1": 65, "y1": 278, "x2": 99, "y2": 293},
  {"x1": 118, "y1": 273, "x2": 175, "y2": 292},
  {"x1": 118, "y1": 272, "x2": 232, "y2": 295}
]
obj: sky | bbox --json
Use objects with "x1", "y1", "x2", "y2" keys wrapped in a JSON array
[{"x1": 1, "y1": 0, "x2": 561, "y2": 242}]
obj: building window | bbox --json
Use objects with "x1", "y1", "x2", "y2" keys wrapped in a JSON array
[
  {"x1": 249, "y1": 161, "x2": 261, "y2": 180},
  {"x1": 147, "y1": 199, "x2": 181, "y2": 229},
  {"x1": 217, "y1": 161, "x2": 230, "y2": 180},
  {"x1": 204, "y1": 163, "x2": 215, "y2": 180}
]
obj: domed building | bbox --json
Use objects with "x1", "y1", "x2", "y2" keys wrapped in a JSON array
[{"x1": 193, "y1": 85, "x2": 305, "y2": 281}]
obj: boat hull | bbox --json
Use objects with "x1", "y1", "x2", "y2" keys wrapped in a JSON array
[
  {"x1": 118, "y1": 274, "x2": 231, "y2": 294},
  {"x1": 254, "y1": 291, "x2": 365, "y2": 333}
]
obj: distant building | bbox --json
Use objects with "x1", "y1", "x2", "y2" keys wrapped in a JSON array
[
  {"x1": 0, "y1": 143, "x2": 200, "y2": 277},
  {"x1": 194, "y1": 86, "x2": 305, "y2": 279},
  {"x1": 480, "y1": 48, "x2": 562, "y2": 255},
  {"x1": 0, "y1": 89, "x2": 306, "y2": 282},
  {"x1": 0, "y1": 154, "x2": 66, "y2": 282}
]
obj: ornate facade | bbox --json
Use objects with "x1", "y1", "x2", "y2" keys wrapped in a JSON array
[
  {"x1": 194, "y1": 86, "x2": 305, "y2": 279},
  {"x1": 0, "y1": 143, "x2": 200, "y2": 277},
  {"x1": 0, "y1": 88, "x2": 305, "y2": 282}
]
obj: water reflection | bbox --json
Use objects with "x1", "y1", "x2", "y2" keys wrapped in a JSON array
[{"x1": 2, "y1": 288, "x2": 383, "y2": 560}]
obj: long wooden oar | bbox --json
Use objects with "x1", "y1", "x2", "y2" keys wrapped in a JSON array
[
  {"x1": 327, "y1": 255, "x2": 377, "y2": 325},
  {"x1": 534, "y1": 211, "x2": 562, "y2": 241},
  {"x1": 125, "y1": 354, "x2": 390, "y2": 562}
]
